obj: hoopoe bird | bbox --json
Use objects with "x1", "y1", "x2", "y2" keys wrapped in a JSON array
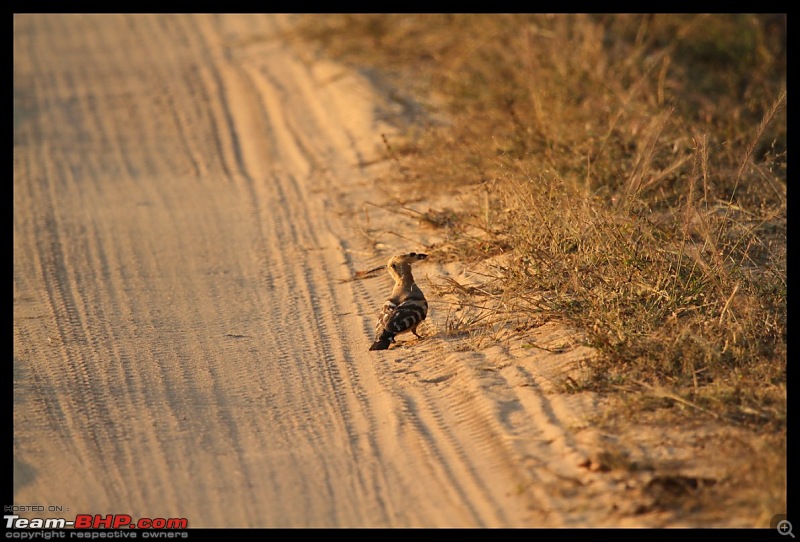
[{"x1": 369, "y1": 252, "x2": 429, "y2": 351}]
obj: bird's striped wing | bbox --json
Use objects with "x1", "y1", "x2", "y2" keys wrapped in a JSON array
[{"x1": 376, "y1": 298, "x2": 428, "y2": 336}]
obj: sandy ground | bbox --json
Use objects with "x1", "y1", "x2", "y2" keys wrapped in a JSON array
[{"x1": 13, "y1": 14, "x2": 768, "y2": 528}]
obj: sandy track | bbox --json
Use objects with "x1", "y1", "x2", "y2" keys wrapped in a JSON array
[{"x1": 14, "y1": 14, "x2": 662, "y2": 528}]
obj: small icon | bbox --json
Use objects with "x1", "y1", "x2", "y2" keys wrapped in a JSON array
[{"x1": 778, "y1": 520, "x2": 795, "y2": 538}]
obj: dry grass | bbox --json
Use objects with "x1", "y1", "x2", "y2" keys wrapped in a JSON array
[{"x1": 297, "y1": 13, "x2": 786, "y2": 517}]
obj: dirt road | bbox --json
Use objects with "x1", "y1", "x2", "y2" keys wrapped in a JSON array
[{"x1": 15, "y1": 14, "x2": 728, "y2": 528}]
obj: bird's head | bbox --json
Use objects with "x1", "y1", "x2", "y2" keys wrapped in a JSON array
[
  {"x1": 386, "y1": 252, "x2": 428, "y2": 281},
  {"x1": 389, "y1": 252, "x2": 428, "y2": 266}
]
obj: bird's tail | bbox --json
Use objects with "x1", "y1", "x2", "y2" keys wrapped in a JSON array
[{"x1": 369, "y1": 330, "x2": 394, "y2": 351}]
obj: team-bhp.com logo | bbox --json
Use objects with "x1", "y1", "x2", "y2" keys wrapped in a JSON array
[{"x1": 5, "y1": 514, "x2": 188, "y2": 529}]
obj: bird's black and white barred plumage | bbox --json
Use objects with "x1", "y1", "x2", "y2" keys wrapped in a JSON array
[{"x1": 369, "y1": 253, "x2": 428, "y2": 351}]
